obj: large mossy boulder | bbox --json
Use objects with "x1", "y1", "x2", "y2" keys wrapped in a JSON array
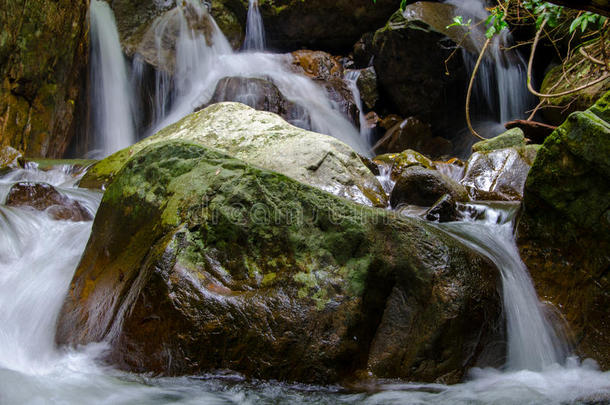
[
  {"x1": 372, "y1": 2, "x2": 476, "y2": 134},
  {"x1": 57, "y1": 140, "x2": 502, "y2": 383},
  {"x1": 0, "y1": 0, "x2": 88, "y2": 157},
  {"x1": 81, "y1": 102, "x2": 387, "y2": 207},
  {"x1": 518, "y1": 92, "x2": 610, "y2": 368}
]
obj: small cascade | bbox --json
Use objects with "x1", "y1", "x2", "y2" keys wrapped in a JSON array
[
  {"x1": 436, "y1": 203, "x2": 569, "y2": 370},
  {"x1": 136, "y1": 0, "x2": 370, "y2": 155},
  {"x1": 345, "y1": 70, "x2": 374, "y2": 145},
  {"x1": 243, "y1": 0, "x2": 266, "y2": 51},
  {"x1": 89, "y1": 0, "x2": 136, "y2": 157},
  {"x1": 0, "y1": 166, "x2": 101, "y2": 373},
  {"x1": 446, "y1": 0, "x2": 535, "y2": 142}
]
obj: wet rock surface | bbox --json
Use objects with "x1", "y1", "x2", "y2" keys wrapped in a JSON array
[
  {"x1": 461, "y1": 145, "x2": 539, "y2": 201},
  {"x1": 518, "y1": 91, "x2": 610, "y2": 368},
  {"x1": 5, "y1": 182, "x2": 92, "y2": 221},
  {"x1": 80, "y1": 103, "x2": 387, "y2": 207},
  {"x1": 206, "y1": 76, "x2": 305, "y2": 123},
  {"x1": 390, "y1": 166, "x2": 469, "y2": 209},
  {"x1": 0, "y1": 0, "x2": 89, "y2": 157},
  {"x1": 0, "y1": 147, "x2": 25, "y2": 175},
  {"x1": 57, "y1": 140, "x2": 502, "y2": 384}
]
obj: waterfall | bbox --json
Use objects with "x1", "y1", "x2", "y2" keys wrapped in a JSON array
[
  {"x1": 140, "y1": 0, "x2": 371, "y2": 155},
  {"x1": 89, "y1": 0, "x2": 136, "y2": 157},
  {"x1": 446, "y1": 0, "x2": 535, "y2": 139},
  {"x1": 436, "y1": 203, "x2": 569, "y2": 370},
  {"x1": 345, "y1": 70, "x2": 374, "y2": 145},
  {"x1": 243, "y1": 0, "x2": 266, "y2": 51}
]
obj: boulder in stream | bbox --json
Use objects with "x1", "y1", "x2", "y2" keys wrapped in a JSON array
[
  {"x1": 80, "y1": 102, "x2": 386, "y2": 207},
  {"x1": 518, "y1": 91, "x2": 610, "y2": 369},
  {"x1": 390, "y1": 166, "x2": 469, "y2": 209},
  {"x1": 461, "y1": 145, "x2": 539, "y2": 201},
  {"x1": 5, "y1": 182, "x2": 92, "y2": 222},
  {"x1": 57, "y1": 139, "x2": 502, "y2": 384}
]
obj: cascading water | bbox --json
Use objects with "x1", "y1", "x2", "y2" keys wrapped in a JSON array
[
  {"x1": 435, "y1": 203, "x2": 568, "y2": 370},
  {"x1": 345, "y1": 70, "x2": 374, "y2": 145},
  {"x1": 243, "y1": 0, "x2": 266, "y2": 51},
  {"x1": 446, "y1": 0, "x2": 535, "y2": 153},
  {"x1": 89, "y1": 0, "x2": 136, "y2": 157},
  {"x1": 131, "y1": 0, "x2": 371, "y2": 155}
]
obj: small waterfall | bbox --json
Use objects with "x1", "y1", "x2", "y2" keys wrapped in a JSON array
[
  {"x1": 436, "y1": 203, "x2": 569, "y2": 370},
  {"x1": 345, "y1": 70, "x2": 373, "y2": 145},
  {"x1": 89, "y1": 0, "x2": 136, "y2": 157},
  {"x1": 243, "y1": 0, "x2": 266, "y2": 51},
  {"x1": 446, "y1": 0, "x2": 535, "y2": 139},
  {"x1": 139, "y1": 0, "x2": 370, "y2": 155}
]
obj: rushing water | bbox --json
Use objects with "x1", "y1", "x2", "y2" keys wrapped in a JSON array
[
  {"x1": 89, "y1": 0, "x2": 136, "y2": 157},
  {"x1": 435, "y1": 203, "x2": 569, "y2": 370},
  {"x1": 345, "y1": 70, "x2": 374, "y2": 145},
  {"x1": 243, "y1": 0, "x2": 266, "y2": 51},
  {"x1": 128, "y1": 0, "x2": 370, "y2": 155}
]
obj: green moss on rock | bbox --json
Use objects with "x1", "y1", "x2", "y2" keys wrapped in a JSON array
[
  {"x1": 57, "y1": 140, "x2": 502, "y2": 384},
  {"x1": 518, "y1": 91, "x2": 610, "y2": 368}
]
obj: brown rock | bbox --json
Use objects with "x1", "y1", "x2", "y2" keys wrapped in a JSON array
[
  {"x1": 0, "y1": 146, "x2": 24, "y2": 174},
  {"x1": 373, "y1": 117, "x2": 452, "y2": 158},
  {"x1": 390, "y1": 166, "x2": 469, "y2": 208},
  {"x1": 0, "y1": 0, "x2": 89, "y2": 157},
  {"x1": 6, "y1": 182, "x2": 92, "y2": 222}
]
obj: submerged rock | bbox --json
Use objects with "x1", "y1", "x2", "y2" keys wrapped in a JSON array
[
  {"x1": 390, "y1": 166, "x2": 468, "y2": 209},
  {"x1": 57, "y1": 140, "x2": 502, "y2": 383},
  {"x1": 81, "y1": 102, "x2": 387, "y2": 207},
  {"x1": 5, "y1": 182, "x2": 92, "y2": 221},
  {"x1": 518, "y1": 92, "x2": 610, "y2": 368},
  {"x1": 206, "y1": 76, "x2": 305, "y2": 123},
  {"x1": 424, "y1": 194, "x2": 461, "y2": 222}
]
